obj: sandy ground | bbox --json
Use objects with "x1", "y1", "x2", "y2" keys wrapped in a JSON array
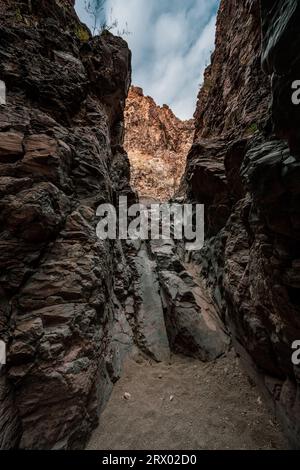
[{"x1": 87, "y1": 352, "x2": 287, "y2": 450}]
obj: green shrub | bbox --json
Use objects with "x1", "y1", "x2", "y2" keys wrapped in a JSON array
[
  {"x1": 246, "y1": 123, "x2": 258, "y2": 134},
  {"x1": 202, "y1": 78, "x2": 212, "y2": 92},
  {"x1": 74, "y1": 25, "x2": 90, "y2": 42},
  {"x1": 15, "y1": 7, "x2": 23, "y2": 22}
]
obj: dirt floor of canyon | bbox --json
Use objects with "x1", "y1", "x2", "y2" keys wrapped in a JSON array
[{"x1": 87, "y1": 352, "x2": 287, "y2": 450}]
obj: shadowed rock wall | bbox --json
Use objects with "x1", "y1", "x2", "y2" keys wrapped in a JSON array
[
  {"x1": 182, "y1": 0, "x2": 300, "y2": 448},
  {"x1": 0, "y1": 0, "x2": 133, "y2": 449}
]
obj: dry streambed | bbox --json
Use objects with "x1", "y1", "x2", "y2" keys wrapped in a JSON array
[{"x1": 87, "y1": 352, "x2": 287, "y2": 450}]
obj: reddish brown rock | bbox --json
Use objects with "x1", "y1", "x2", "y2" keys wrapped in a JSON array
[
  {"x1": 182, "y1": 0, "x2": 300, "y2": 448},
  {"x1": 125, "y1": 86, "x2": 194, "y2": 201},
  {"x1": 0, "y1": 0, "x2": 133, "y2": 450},
  {"x1": 0, "y1": 132, "x2": 24, "y2": 162}
]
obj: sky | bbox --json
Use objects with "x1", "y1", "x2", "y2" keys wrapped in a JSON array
[{"x1": 75, "y1": 0, "x2": 219, "y2": 120}]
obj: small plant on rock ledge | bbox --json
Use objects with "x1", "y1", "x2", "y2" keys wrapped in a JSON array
[
  {"x1": 15, "y1": 7, "x2": 23, "y2": 22},
  {"x1": 246, "y1": 123, "x2": 259, "y2": 135},
  {"x1": 85, "y1": 1, "x2": 131, "y2": 36},
  {"x1": 74, "y1": 24, "x2": 90, "y2": 41},
  {"x1": 85, "y1": 0, "x2": 105, "y2": 35}
]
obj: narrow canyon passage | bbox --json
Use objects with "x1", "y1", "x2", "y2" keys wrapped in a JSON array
[
  {"x1": 87, "y1": 94, "x2": 287, "y2": 450},
  {"x1": 1, "y1": 0, "x2": 300, "y2": 451},
  {"x1": 86, "y1": 241, "x2": 287, "y2": 451}
]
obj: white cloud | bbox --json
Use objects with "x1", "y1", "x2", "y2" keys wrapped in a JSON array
[{"x1": 75, "y1": 0, "x2": 219, "y2": 120}]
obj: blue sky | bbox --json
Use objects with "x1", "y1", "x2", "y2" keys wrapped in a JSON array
[{"x1": 75, "y1": 0, "x2": 219, "y2": 120}]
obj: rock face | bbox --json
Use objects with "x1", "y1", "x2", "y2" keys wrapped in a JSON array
[
  {"x1": 2, "y1": 0, "x2": 299, "y2": 451},
  {"x1": 0, "y1": 0, "x2": 134, "y2": 449},
  {"x1": 152, "y1": 239, "x2": 229, "y2": 362},
  {"x1": 132, "y1": 243, "x2": 171, "y2": 363},
  {"x1": 182, "y1": 0, "x2": 300, "y2": 448},
  {"x1": 125, "y1": 86, "x2": 194, "y2": 201},
  {"x1": 0, "y1": 0, "x2": 224, "y2": 450}
]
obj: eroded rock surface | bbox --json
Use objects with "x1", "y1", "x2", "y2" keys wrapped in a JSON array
[
  {"x1": 151, "y1": 239, "x2": 229, "y2": 361},
  {"x1": 0, "y1": 1, "x2": 220, "y2": 450},
  {"x1": 1, "y1": 0, "x2": 299, "y2": 451},
  {"x1": 132, "y1": 243, "x2": 170, "y2": 363},
  {"x1": 125, "y1": 86, "x2": 194, "y2": 201},
  {"x1": 182, "y1": 0, "x2": 300, "y2": 448},
  {"x1": 0, "y1": 0, "x2": 134, "y2": 449}
]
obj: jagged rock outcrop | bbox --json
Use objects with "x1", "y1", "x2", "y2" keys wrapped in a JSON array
[
  {"x1": 182, "y1": 0, "x2": 300, "y2": 448},
  {"x1": 0, "y1": 0, "x2": 134, "y2": 449},
  {"x1": 125, "y1": 86, "x2": 194, "y2": 201},
  {"x1": 151, "y1": 239, "x2": 229, "y2": 361}
]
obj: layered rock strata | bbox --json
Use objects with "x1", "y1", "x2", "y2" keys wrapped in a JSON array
[
  {"x1": 182, "y1": 0, "x2": 300, "y2": 448},
  {"x1": 0, "y1": 0, "x2": 224, "y2": 450},
  {"x1": 125, "y1": 86, "x2": 194, "y2": 201},
  {"x1": 0, "y1": 0, "x2": 134, "y2": 449}
]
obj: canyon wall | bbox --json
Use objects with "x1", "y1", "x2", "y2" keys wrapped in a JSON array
[
  {"x1": 0, "y1": 0, "x2": 227, "y2": 450},
  {"x1": 125, "y1": 86, "x2": 194, "y2": 201},
  {"x1": 182, "y1": 0, "x2": 300, "y2": 448},
  {"x1": 1, "y1": 0, "x2": 299, "y2": 451},
  {"x1": 0, "y1": 0, "x2": 135, "y2": 449}
]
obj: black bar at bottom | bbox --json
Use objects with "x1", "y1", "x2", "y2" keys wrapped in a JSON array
[{"x1": 0, "y1": 450, "x2": 295, "y2": 467}]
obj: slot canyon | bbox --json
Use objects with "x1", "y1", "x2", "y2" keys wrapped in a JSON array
[{"x1": 0, "y1": 0, "x2": 299, "y2": 451}]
